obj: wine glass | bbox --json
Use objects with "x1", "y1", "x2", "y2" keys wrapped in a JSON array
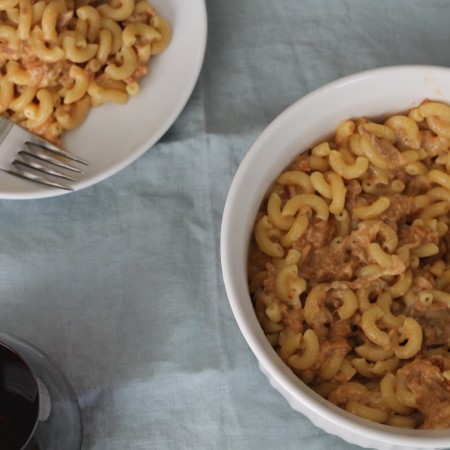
[{"x1": 0, "y1": 332, "x2": 82, "y2": 450}]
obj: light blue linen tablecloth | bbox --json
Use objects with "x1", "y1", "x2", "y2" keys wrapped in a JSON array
[{"x1": 1, "y1": 1, "x2": 450, "y2": 449}]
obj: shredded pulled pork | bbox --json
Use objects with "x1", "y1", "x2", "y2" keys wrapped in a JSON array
[{"x1": 397, "y1": 359, "x2": 450, "y2": 429}]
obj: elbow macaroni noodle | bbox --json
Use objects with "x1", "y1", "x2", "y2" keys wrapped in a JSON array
[
  {"x1": 248, "y1": 100, "x2": 450, "y2": 430},
  {"x1": 0, "y1": 0, "x2": 171, "y2": 145}
]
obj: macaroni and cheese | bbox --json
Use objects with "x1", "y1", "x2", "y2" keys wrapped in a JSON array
[
  {"x1": 0, "y1": 0, "x2": 171, "y2": 145},
  {"x1": 248, "y1": 100, "x2": 450, "y2": 429}
]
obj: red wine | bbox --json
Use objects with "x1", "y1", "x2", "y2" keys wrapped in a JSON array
[{"x1": 0, "y1": 343, "x2": 39, "y2": 450}]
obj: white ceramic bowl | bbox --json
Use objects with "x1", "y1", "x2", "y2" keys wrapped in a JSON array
[{"x1": 221, "y1": 65, "x2": 450, "y2": 450}]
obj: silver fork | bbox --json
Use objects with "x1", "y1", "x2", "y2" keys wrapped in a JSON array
[{"x1": 0, "y1": 115, "x2": 89, "y2": 191}]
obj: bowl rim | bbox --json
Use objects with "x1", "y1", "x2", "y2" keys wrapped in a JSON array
[{"x1": 221, "y1": 64, "x2": 450, "y2": 448}]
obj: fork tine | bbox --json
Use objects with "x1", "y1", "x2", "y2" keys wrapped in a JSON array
[
  {"x1": 0, "y1": 116, "x2": 88, "y2": 191},
  {"x1": 25, "y1": 141, "x2": 90, "y2": 165},
  {"x1": 12, "y1": 159, "x2": 79, "y2": 182},
  {"x1": 19, "y1": 150, "x2": 83, "y2": 173},
  {"x1": 1, "y1": 168, "x2": 74, "y2": 191}
]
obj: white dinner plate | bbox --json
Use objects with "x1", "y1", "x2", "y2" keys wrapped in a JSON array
[{"x1": 0, "y1": 0, "x2": 207, "y2": 199}]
